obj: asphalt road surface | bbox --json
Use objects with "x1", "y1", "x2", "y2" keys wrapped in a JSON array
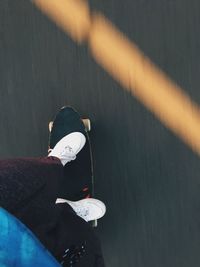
[{"x1": 1, "y1": 1, "x2": 200, "y2": 266}]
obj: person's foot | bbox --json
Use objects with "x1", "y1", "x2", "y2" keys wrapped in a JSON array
[
  {"x1": 56, "y1": 198, "x2": 106, "y2": 222},
  {"x1": 48, "y1": 132, "x2": 86, "y2": 166}
]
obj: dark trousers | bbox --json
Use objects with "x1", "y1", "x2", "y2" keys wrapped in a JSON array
[{"x1": 0, "y1": 157, "x2": 105, "y2": 267}]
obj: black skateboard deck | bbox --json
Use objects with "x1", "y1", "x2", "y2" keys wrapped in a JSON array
[{"x1": 48, "y1": 106, "x2": 97, "y2": 227}]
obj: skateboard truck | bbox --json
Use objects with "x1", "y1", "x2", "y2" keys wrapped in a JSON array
[{"x1": 49, "y1": 118, "x2": 91, "y2": 133}]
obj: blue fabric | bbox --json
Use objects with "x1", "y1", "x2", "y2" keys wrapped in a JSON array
[{"x1": 0, "y1": 208, "x2": 60, "y2": 267}]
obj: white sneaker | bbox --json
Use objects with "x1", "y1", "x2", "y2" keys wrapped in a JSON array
[
  {"x1": 56, "y1": 198, "x2": 106, "y2": 222},
  {"x1": 48, "y1": 132, "x2": 86, "y2": 166}
]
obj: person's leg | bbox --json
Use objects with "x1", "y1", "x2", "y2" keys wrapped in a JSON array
[
  {"x1": 0, "y1": 114, "x2": 86, "y2": 229},
  {"x1": 0, "y1": 156, "x2": 105, "y2": 266},
  {"x1": 44, "y1": 203, "x2": 106, "y2": 267},
  {"x1": 0, "y1": 156, "x2": 64, "y2": 229},
  {"x1": 0, "y1": 107, "x2": 87, "y2": 217},
  {"x1": 0, "y1": 157, "x2": 63, "y2": 211}
]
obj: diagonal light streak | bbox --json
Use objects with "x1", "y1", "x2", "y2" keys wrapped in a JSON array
[{"x1": 32, "y1": 0, "x2": 200, "y2": 155}]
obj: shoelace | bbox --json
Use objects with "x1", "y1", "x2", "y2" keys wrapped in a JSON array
[
  {"x1": 60, "y1": 146, "x2": 76, "y2": 161},
  {"x1": 75, "y1": 206, "x2": 90, "y2": 220}
]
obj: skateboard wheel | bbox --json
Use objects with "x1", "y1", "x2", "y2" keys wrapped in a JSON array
[
  {"x1": 49, "y1": 120, "x2": 91, "y2": 132},
  {"x1": 49, "y1": 121, "x2": 53, "y2": 132},
  {"x1": 82, "y1": 119, "x2": 91, "y2": 132}
]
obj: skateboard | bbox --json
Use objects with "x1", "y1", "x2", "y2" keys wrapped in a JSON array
[{"x1": 48, "y1": 106, "x2": 97, "y2": 227}]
